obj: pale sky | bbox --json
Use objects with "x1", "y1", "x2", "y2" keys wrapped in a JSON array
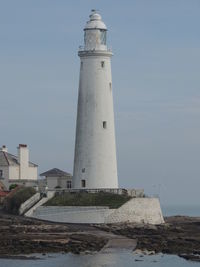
[{"x1": 0, "y1": 0, "x2": 200, "y2": 206}]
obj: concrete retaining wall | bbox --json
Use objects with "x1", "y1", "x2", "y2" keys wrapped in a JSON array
[
  {"x1": 19, "y1": 193, "x2": 40, "y2": 215},
  {"x1": 105, "y1": 198, "x2": 164, "y2": 224},
  {"x1": 24, "y1": 191, "x2": 55, "y2": 217},
  {"x1": 32, "y1": 206, "x2": 113, "y2": 224},
  {"x1": 30, "y1": 197, "x2": 164, "y2": 225}
]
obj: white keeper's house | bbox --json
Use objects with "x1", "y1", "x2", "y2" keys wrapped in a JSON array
[
  {"x1": 40, "y1": 168, "x2": 72, "y2": 190},
  {"x1": 0, "y1": 144, "x2": 38, "y2": 190}
]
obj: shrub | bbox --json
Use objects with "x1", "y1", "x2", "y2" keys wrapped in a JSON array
[
  {"x1": 9, "y1": 184, "x2": 18, "y2": 191},
  {"x1": 3, "y1": 187, "x2": 36, "y2": 214}
]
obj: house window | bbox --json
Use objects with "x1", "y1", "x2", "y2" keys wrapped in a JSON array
[
  {"x1": 101, "y1": 61, "x2": 105, "y2": 68},
  {"x1": 81, "y1": 179, "x2": 86, "y2": 188},
  {"x1": 0, "y1": 170, "x2": 3, "y2": 177},
  {"x1": 66, "y1": 180, "x2": 72, "y2": 189},
  {"x1": 103, "y1": 121, "x2": 107, "y2": 129}
]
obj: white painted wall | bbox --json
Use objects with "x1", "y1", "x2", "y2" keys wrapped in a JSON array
[
  {"x1": 0, "y1": 166, "x2": 9, "y2": 188},
  {"x1": 9, "y1": 165, "x2": 37, "y2": 181},
  {"x1": 32, "y1": 206, "x2": 113, "y2": 224},
  {"x1": 60, "y1": 177, "x2": 71, "y2": 188},
  {"x1": 46, "y1": 176, "x2": 72, "y2": 189},
  {"x1": 27, "y1": 166, "x2": 37, "y2": 180},
  {"x1": 25, "y1": 191, "x2": 55, "y2": 217},
  {"x1": 19, "y1": 192, "x2": 40, "y2": 215},
  {"x1": 105, "y1": 198, "x2": 164, "y2": 225},
  {"x1": 73, "y1": 11, "x2": 118, "y2": 189},
  {"x1": 47, "y1": 177, "x2": 58, "y2": 189},
  {"x1": 18, "y1": 145, "x2": 29, "y2": 180},
  {"x1": 0, "y1": 145, "x2": 38, "y2": 190},
  {"x1": 9, "y1": 166, "x2": 20, "y2": 180},
  {"x1": 30, "y1": 197, "x2": 164, "y2": 225},
  {"x1": 0, "y1": 166, "x2": 9, "y2": 180}
]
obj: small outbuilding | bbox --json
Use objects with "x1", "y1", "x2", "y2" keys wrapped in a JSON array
[{"x1": 40, "y1": 168, "x2": 72, "y2": 190}]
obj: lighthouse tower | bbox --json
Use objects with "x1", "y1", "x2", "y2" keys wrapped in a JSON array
[{"x1": 73, "y1": 10, "x2": 118, "y2": 189}]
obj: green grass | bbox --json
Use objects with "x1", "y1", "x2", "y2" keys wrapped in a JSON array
[{"x1": 45, "y1": 191, "x2": 132, "y2": 209}]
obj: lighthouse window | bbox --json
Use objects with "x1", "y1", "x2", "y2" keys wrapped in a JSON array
[
  {"x1": 81, "y1": 179, "x2": 86, "y2": 188},
  {"x1": 109, "y1": 82, "x2": 112, "y2": 90},
  {"x1": 101, "y1": 61, "x2": 105, "y2": 68},
  {"x1": 100, "y1": 29, "x2": 106, "y2": 45},
  {"x1": 81, "y1": 62, "x2": 83, "y2": 69},
  {"x1": 103, "y1": 121, "x2": 107, "y2": 129}
]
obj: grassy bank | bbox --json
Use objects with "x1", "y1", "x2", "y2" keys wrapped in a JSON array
[{"x1": 45, "y1": 192, "x2": 131, "y2": 209}]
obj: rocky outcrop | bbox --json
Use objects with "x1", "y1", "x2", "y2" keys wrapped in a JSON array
[
  {"x1": 1, "y1": 210, "x2": 200, "y2": 262},
  {"x1": 0, "y1": 212, "x2": 107, "y2": 255},
  {"x1": 98, "y1": 216, "x2": 200, "y2": 262}
]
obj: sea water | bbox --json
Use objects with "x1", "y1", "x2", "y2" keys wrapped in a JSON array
[
  {"x1": 0, "y1": 252, "x2": 200, "y2": 267},
  {"x1": 0, "y1": 205, "x2": 200, "y2": 267},
  {"x1": 162, "y1": 205, "x2": 200, "y2": 217}
]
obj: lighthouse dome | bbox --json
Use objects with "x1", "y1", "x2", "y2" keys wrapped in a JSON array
[
  {"x1": 84, "y1": 10, "x2": 107, "y2": 30},
  {"x1": 83, "y1": 10, "x2": 108, "y2": 51}
]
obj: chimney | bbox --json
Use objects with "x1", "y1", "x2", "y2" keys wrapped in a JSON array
[
  {"x1": 0, "y1": 145, "x2": 8, "y2": 152},
  {"x1": 18, "y1": 144, "x2": 29, "y2": 180}
]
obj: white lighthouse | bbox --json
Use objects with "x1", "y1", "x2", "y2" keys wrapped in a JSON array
[{"x1": 73, "y1": 10, "x2": 118, "y2": 189}]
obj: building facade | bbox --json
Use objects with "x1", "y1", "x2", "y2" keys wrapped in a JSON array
[
  {"x1": 0, "y1": 144, "x2": 38, "y2": 189},
  {"x1": 73, "y1": 10, "x2": 118, "y2": 189},
  {"x1": 40, "y1": 168, "x2": 72, "y2": 190}
]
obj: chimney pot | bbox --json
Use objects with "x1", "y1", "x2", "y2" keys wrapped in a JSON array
[{"x1": 19, "y1": 144, "x2": 27, "y2": 148}]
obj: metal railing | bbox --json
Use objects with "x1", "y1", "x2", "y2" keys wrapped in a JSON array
[
  {"x1": 78, "y1": 45, "x2": 112, "y2": 52},
  {"x1": 47, "y1": 188, "x2": 145, "y2": 198}
]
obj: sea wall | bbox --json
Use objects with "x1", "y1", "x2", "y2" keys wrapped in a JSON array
[
  {"x1": 32, "y1": 206, "x2": 113, "y2": 224},
  {"x1": 30, "y1": 197, "x2": 164, "y2": 224},
  {"x1": 105, "y1": 197, "x2": 164, "y2": 224}
]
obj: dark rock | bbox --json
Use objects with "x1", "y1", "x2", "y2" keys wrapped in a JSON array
[
  {"x1": 179, "y1": 254, "x2": 200, "y2": 262},
  {"x1": 97, "y1": 216, "x2": 200, "y2": 262},
  {"x1": 0, "y1": 212, "x2": 107, "y2": 255}
]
